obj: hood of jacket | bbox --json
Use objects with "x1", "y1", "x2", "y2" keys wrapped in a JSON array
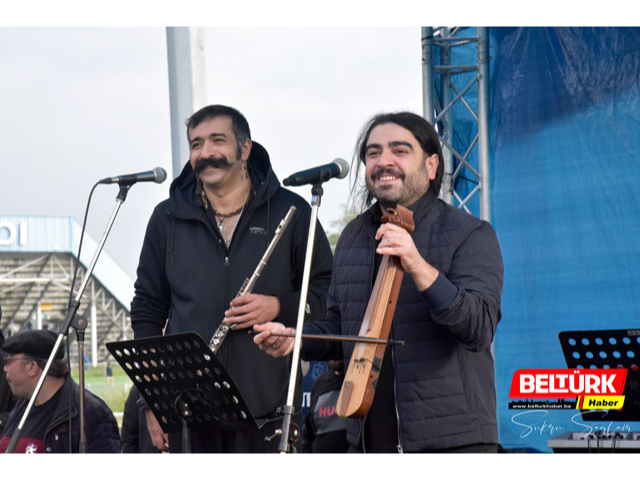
[{"x1": 167, "y1": 140, "x2": 280, "y2": 219}]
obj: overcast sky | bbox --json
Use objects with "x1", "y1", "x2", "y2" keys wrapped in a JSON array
[{"x1": 0, "y1": 27, "x2": 423, "y2": 281}]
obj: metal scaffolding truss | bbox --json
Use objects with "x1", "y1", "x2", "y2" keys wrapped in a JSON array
[
  {"x1": 0, "y1": 252, "x2": 132, "y2": 363},
  {"x1": 422, "y1": 27, "x2": 492, "y2": 222}
]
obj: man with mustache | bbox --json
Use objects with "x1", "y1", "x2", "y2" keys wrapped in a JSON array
[
  {"x1": 130, "y1": 105, "x2": 333, "y2": 453},
  {"x1": 255, "y1": 112, "x2": 504, "y2": 453}
]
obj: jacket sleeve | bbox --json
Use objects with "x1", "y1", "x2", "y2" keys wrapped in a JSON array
[
  {"x1": 85, "y1": 394, "x2": 122, "y2": 453},
  {"x1": 300, "y1": 279, "x2": 344, "y2": 361},
  {"x1": 274, "y1": 206, "x2": 333, "y2": 328},
  {"x1": 421, "y1": 220, "x2": 504, "y2": 352},
  {"x1": 130, "y1": 206, "x2": 172, "y2": 339},
  {"x1": 87, "y1": 414, "x2": 121, "y2": 453}
]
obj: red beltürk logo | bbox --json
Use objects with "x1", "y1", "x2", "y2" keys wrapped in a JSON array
[{"x1": 509, "y1": 369, "x2": 628, "y2": 399}]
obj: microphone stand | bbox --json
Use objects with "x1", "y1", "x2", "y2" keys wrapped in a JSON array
[
  {"x1": 5, "y1": 184, "x2": 131, "y2": 453},
  {"x1": 276, "y1": 182, "x2": 324, "y2": 453},
  {"x1": 71, "y1": 315, "x2": 89, "y2": 453}
]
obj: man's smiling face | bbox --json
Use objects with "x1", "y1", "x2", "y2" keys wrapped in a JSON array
[{"x1": 364, "y1": 122, "x2": 439, "y2": 209}]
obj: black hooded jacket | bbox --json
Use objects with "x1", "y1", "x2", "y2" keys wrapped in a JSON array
[{"x1": 130, "y1": 142, "x2": 333, "y2": 420}]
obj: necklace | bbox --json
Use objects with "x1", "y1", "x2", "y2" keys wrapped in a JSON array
[
  {"x1": 201, "y1": 186, "x2": 254, "y2": 245},
  {"x1": 212, "y1": 201, "x2": 247, "y2": 232},
  {"x1": 212, "y1": 204, "x2": 245, "y2": 219},
  {"x1": 215, "y1": 206, "x2": 243, "y2": 235},
  {"x1": 213, "y1": 200, "x2": 250, "y2": 246}
]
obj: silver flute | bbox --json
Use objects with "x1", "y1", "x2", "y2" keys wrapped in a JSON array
[{"x1": 208, "y1": 205, "x2": 297, "y2": 353}]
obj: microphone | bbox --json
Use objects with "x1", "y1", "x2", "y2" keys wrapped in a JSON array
[
  {"x1": 99, "y1": 167, "x2": 167, "y2": 186},
  {"x1": 283, "y1": 158, "x2": 349, "y2": 187}
]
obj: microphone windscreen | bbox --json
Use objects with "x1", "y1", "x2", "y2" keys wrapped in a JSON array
[
  {"x1": 333, "y1": 158, "x2": 349, "y2": 179},
  {"x1": 154, "y1": 167, "x2": 168, "y2": 183}
]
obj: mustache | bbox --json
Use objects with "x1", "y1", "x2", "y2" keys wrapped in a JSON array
[
  {"x1": 370, "y1": 167, "x2": 405, "y2": 181},
  {"x1": 194, "y1": 156, "x2": 232, "y2": 176}
]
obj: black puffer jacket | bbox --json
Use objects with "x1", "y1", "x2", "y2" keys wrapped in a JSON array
[
  {"x1": 130, "y1": 142, "x2": 333, "y2": 420},
  {"x1": 303, "y1": 189, "x2": 504, "y2": 452}
]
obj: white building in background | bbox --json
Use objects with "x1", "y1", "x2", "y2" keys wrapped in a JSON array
[{"x1": 0, "y1": 215, "x2": 133, "y2": 365}]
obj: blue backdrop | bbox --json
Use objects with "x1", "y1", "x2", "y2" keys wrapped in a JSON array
[
  {"x1": 304, "y1": 27, "x2": 640, "y2": 452},
  {"x1": 476, "y1": 27, "x2": 640, "y2": 452}
]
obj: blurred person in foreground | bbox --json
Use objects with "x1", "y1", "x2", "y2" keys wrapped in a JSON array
[
  {"x1": 0, "y1": 329, "x2": 120, "y2": 453},
  {"x1": 1, "y1": 306, "x2": 18, "y2": 434},
  {"x1": 120, "y1": 384, "x2": 160, "y2": 453},
  {"x1": 302, "y1": 360, "x2": 349, "y2": 453}
]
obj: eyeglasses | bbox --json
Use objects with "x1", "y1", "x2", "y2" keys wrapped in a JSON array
[{"x1": 2, "y1": 356, "x2": 34, "y2": 366}]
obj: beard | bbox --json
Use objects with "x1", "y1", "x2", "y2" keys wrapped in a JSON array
[
  {"x1": 194, "y1": 155, "x2": 233, "y2": 177},
  {"x1": 366, "y1": 164, "x2": 431, "y2": 209}
]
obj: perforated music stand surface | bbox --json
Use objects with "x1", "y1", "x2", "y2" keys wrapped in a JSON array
[
  {"x1": 558, "y1": 328, "x2": 640, "y2": 421},
  {"x1": 106, "y1": 332, "x2": 255, "y2": 434}
]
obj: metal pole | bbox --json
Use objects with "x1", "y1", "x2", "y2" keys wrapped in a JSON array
[
  {"x1": 477, "y1": 27, "x2": 491, "y2": 222},
  {"x1": 422, "y1": 27, "x2": 435, "y2": 125},
  {"x1": 36, "y1": 302, "x2": 42, "y2": 330},
  {"x1": 441, "y1": 28, "x2": 454, "y2": 205},
  {"x1": 278, "y1": 186, "x2": 323, "y2": 453},
  {"x1": 166, "y1": 27, "x2": 193, "y2": 179},
  {"x1": 91, "y1": 285, "x2": 98, "y2": 367},
  {"x1": 166, "y1": 27, "x2": 208, "y2": 180}
]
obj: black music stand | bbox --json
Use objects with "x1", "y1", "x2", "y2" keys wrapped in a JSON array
[
  {"x1": 106, "y1": 332, "x2": 255, "y2": 452},
  {"x1": 548, "y1": 328, "x2": 640, "y2": 453},
  {"x1": 558, "y1": 328, "x2": 640, "y2": 422}
]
